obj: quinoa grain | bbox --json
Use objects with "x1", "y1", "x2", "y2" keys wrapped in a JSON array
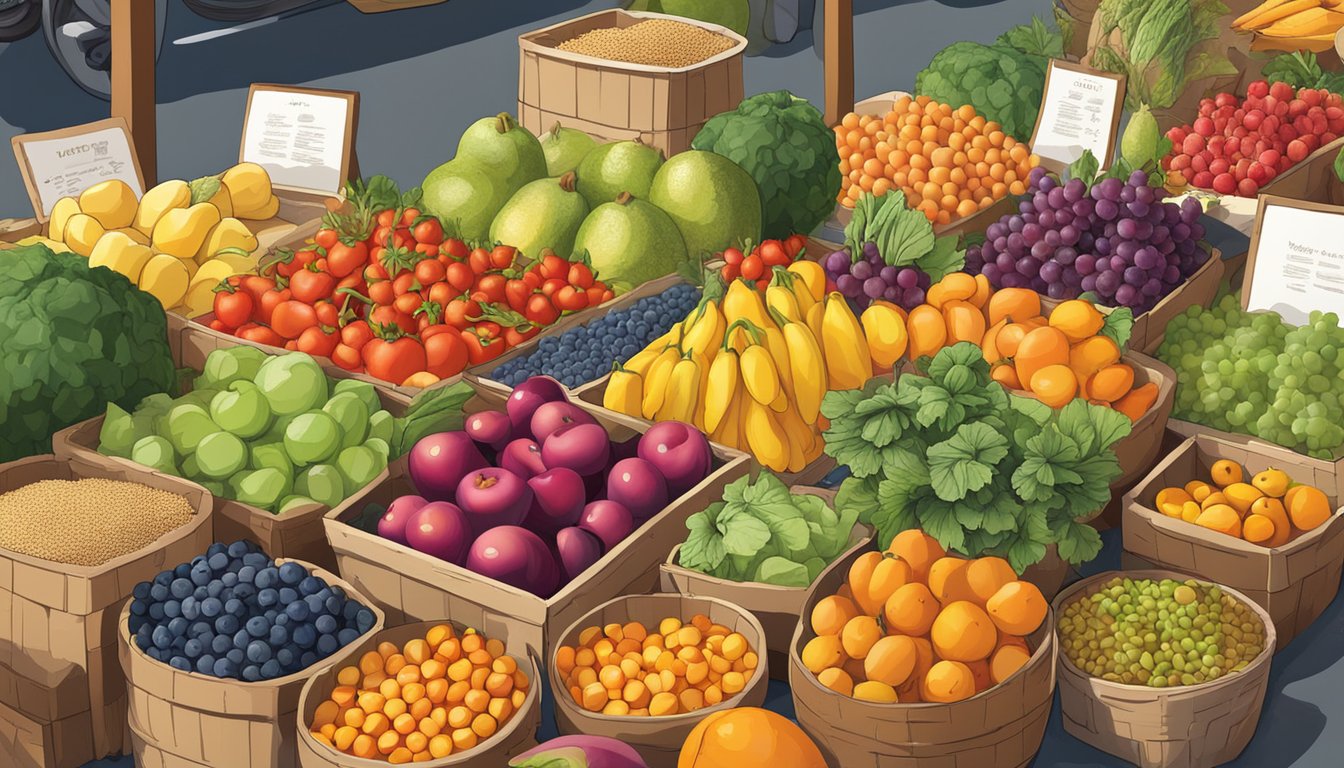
[{"x1": 556, "y1": 19, "x2": 733, "y2": 67}]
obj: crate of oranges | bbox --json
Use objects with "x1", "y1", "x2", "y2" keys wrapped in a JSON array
[
  {"x1": 1123, "y1": 433, "x2": 1344, "y2": 648},
  {"x1": 787, "y1": 531, "x2": 1057, "y2": 768},
  {"x1": 832, "y1": 92, "x2": 1038, "y2": 234},
  {"x1": 296, "y1": 622, "x2": 540, "y2": 766},
  {"x1": 549, "y1": 594, "x2": 767, "y2": 768}
]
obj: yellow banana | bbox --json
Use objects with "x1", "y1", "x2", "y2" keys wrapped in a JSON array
[
  {"x1": 822, "y1": 292, "x2": 873, "y2": 391},
  {"x1": 603, "y1": 362, "x2": 644, "y2": 416},
  {"x1": 738, "y1": 337, "x2": 782, "y2": 407},
  {"x1": 765, "y1": 269, "x2": 803, "y2": 325},
  {"x1": 704, "y1": 347, "x2": 740, "y2": 434},
  {"x1": 744, "y1": 397, "x2": 789, "y2": 472},
  {"x1": 777, "y1": 266, "x2": 817, "y2": 318},
  {"x1": 657, "y1": 352, "x2": 701, "y2": 423},
  {"x1": 861, "y1": 300, "x2": 910, "y2": 370},
  {"x1": 641, "y1": 344, "x2": 682, "y2": 419},
  {"x1": 722, "y1": 278, "x2": 772, "y2": 328},
  {"x1": 781, "y1": 320, "x2": 826, "y2": 424},
  {"x1": 776, "y1": 405, "x2": 813, "y2": 473},
  {"x1": 806, "y1": 299, "x2": 826, "y2": 345},
  {"x1": 625, "y1": 336, "x2": 669, "y2": 377},
  {"x1": 711, "y1": 387, "x2": 744, "y2": 450},
  {"x1": 681, "y1": 301, "x2": 725, "y2": 358},
  {"x1": 787, "y1": 260, "x2": 827, "y2": 303}
]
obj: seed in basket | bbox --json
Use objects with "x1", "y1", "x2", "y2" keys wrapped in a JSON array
[
  {"x1": 1059, "y1": 576, "x2": 1266, "y2": 687},
  {"x1": 308, "y1": 624, "x2": 528, "y2": 762},
  {"x1": 556, "y1": 614, "x2": 759, "y2": 716}
]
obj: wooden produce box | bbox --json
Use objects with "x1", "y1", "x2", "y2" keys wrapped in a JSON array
[
  {"x1": 518, "y1": 9, "x2": 747, "y2": 156},
  {"x1": 323, "y1": 386, "x2": 751, "y2": 657},
  {"x1": 119, "y1": 562, "x2": 386, "y2": 768},
  {"x1": 0, "y1": 453, "x2": 213, "y2": 768},
  {"x1": 1122, "y1": 434, "x2": 1344, "y2": 648}
]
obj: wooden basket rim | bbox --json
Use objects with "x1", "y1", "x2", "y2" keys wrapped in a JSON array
[
  {"x1": 1051, "y1": 568, "x2": 1277, "y2": 696},
  {"x1": 549, "y1": 593, "x2": 768, "y2": 725},
  {"x1": 518, "y1": 9, "x2": 748, "y2": 75},
  {"x1": 294, "y1": 620, "x2": 542, "y2": 767}
]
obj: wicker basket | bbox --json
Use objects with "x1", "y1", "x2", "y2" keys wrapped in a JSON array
[
  {"x1": 1053, "y1": 569, "x2": 1276, "y2": 768},
  {"x1": 295, "y1": 622, "x2": 539, "y2": 767},
  {"x1": 549, "y1": 594, "x2": 768, "y2": 768},
  {"x1": 788, "y1": 546, "x2": 1057, "y2": 768}
]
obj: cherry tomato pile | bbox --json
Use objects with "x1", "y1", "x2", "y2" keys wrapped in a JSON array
[
  {"x1": 717, "y1": 234, "x2": 808, "y2": 289},
  {"x1": 1163, "y1": 80, "x2": 1344, "y2": 198},
  {"x1": 208, "y1": 206, "x2": 612, "y2": 387}
]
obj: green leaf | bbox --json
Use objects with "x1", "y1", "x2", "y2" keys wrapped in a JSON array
[
  {"x1": 189, "y1": 175, "x2": 222, "y2": 205},
  {"x1": 835, "y1": 477, "x2": 880, "y2": 525},
  {"x1": 1099, "y1": 306, "x2": 1134, "y2": 350},
  {"x1": 927, "y1": 422, "x2": 1010, "y2": 501},
  {"x1": 919, "y1": 236, "x2": 966, "y2": 283},
  {"x1": 755, "y1": 556, "x2": 812, "y2": 587},
  {"x1": 1262, "y1": 51, "x2": 1323, "y2": 90},
  {"x1": 1052, "y1": 517, "x2": 1103, "y2": 565},
  {"x1": 918, "y1": 497, "x2": 967, "y2": 554},
  {"x1": 680, "y1": 506, "x2": 728, "y2": 573},
  {"x1": 1064, "y1": 150, "x2": 1100, "y2": 185},
  {"x1": 1056, "y1": 399, "x2": 1132, "y2": 454},
  {"x1": 718, "y1": 507, "x2": 773, "y2": 556},
  {"x1": 1335, "y1": 147, "x2": 1344, "y2": 185}
]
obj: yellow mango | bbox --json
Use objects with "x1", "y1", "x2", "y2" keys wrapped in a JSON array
[
  {"x1": 78, "y1": 179, "x2": 138, "y2": 229},
  {"x1": 137, "y1": 253, "x2": 190, "y2": 308},
  {"x1": 236, "y1": 194, "x2": 279, "y2": 221},
  {"x1": 1222, "y1": 483, "x2": 1264, "y2": 516},
  {"x1": 203, "y1": 184, "x2": 233, "y2": 218},
  {"x1": 133, "y1": 180, "x2": 191, "y2": 235},
  {"x1": 195, "y1": 218, "x2": 258, "y2": 263},
  {"x1": 112, "y1": 227, "x2": 151, "y2": 246},
  {"x1": 48, "y1": 197, "x2": 81, "y2": 242},
  {"x1": 221, "y1": 162, "x2": 274, "y2": 215},
  {"x1": 88, "y1": 231, "x2": 154, "y2": 283},
  {"x1": 1195, "y1": 504, "x2": 1242, "y2": 538},
  {"x1": 63, "y1": 214, "x2": 105, "y2": 257},
  {"x1": 152, "y1": 203, "x2": 222, "y2": 260}
]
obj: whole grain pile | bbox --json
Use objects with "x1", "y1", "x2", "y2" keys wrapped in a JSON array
[
  {"x1": 0, "y1": 478, "x2": 194, "y2": 566},
  {"x1": 556, "y1": 19, "x2": 734, "y2": 67}
]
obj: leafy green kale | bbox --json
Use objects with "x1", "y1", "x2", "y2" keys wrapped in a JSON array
[
  {"x1": 915, "y1": 24, "x2": 1056, "y2": 142},
  {"x1": 1262, "y1": 51, "x2": 1344, "y2": 95},
  {"x1": 842, "y1": 191, "x2": 964, "y2": 281},
  {"x1": 678, "y1": 473, "x2": 860, "y2": 586},
  {"x1": 821, "y1": 343, "x2": 1130, "y2": 572},
  {"x1": 0, "y1": 244, "x2": 176, "y2": 462},
  {"x1": 1087, "y1": 0, "x2": 1236, "y2": 111},
  {"x1": 693, "y1": 90, "x2": 842, "y2": 240}
]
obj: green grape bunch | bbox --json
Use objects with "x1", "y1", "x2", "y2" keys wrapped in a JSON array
[{"x1": 1158, "y1": 296, "x2": 1344, "y2": 458}]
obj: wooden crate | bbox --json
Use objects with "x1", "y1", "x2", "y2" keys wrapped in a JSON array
[{"x1": 518, "y1": 9, "x2": 747, "y2": 156}]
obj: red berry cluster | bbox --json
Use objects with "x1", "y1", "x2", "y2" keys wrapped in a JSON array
[
  {"x1": 719, "y1": 234, "x2": 807, "y2": 290},
  {"x1": 1163, "y1": 80, "x2": 1344, "y2": 197}
]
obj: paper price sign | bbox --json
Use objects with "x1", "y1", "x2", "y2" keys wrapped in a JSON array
[
  {"x1": 11, "y1": 118, "x2": 145, "y2": 221},
  {"x1": 240, "y1": 84, "x2": 359, "y2": 196},
  {"x1": 1030, "y1": 60, "x2": 1126, "y2": 171},
  {"x1": 1244, "y1": 195, "x2": 1344, "y2": 326}
]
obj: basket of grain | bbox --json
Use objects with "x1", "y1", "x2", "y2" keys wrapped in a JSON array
[
  {"x1": 119, "y1": 552, "x2": 385, "y2": 768},
  {"x1": 0, "y1": 452, "x2": 213, "y2": 768},
  {"x1": 1054, "y1": 569, "x2": 1275, "y2": 768},
  {"x1": 518, "y1": 9, "x2": 747, "y2": 156},
  {"x1": 549, "y1": 594, "x2": 768, "y2": 768},
  {"x1": 1122, "y1": 435, "x2": 1344, "y2": 649},
  {"x1": 787, "y1": 543, "x2": 1057, "y2": 768},
  {"x1": 296, "y1": 621, "x2": 540, "y2": 767}
]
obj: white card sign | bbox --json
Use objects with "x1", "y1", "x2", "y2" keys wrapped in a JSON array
[
  {"x1": 11, "y1": 118, "x2": 145, "y2": 221},
  {"x1": 240, "y1": 84, "x2": 358, "y2": 195},
  {"x1": 1030, "y1": 60, "x2": 1126, "y2": 170},
  {"x1": 1244, "y1": 195, "x2": 1344, "y2": 325}
]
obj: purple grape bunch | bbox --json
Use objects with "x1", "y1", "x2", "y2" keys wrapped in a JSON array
[
  {"x1": 963, "y1": 167, "x2": 1208, "y2": 313},
  {"x1": 823, "y1": 242, "x2": 932, "y2": 312}
]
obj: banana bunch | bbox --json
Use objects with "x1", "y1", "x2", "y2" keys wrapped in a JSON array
[
  {"x1": 1233, "y1": 0, "x2": 1344, "y2": 51},
  {"x1": 43, "y1": 162, "x2": 277, "y2": 314},
  {"x1": 604, "y1": 262, "x2": 875, "y2": 473}
]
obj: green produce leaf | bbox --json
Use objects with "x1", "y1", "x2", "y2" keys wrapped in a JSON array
[
  {"x1": 998, "y1": 16, "x2": 1064, "y2": 58},
  {"x1": 920, "y1": 236, "x2": 966, "y2": 283},
  {"x1": 835, "y1": 476, "x2": 880, "y2": 526},
  {"x1": 189, "y1": 175, "x2": 222, "y2": 205},
  {"x1": 1335, "y1": 147, "x2": 1344, "y2": 185},
  {"x1": 927, "y1": 422, "x2": 1009, "y2": 502},
  {"x1": 393, "y1": 381, "x2": 474, "y2": 456},
  {"x1": 916, "y1": 39, "x2": 1051, "y2": 140},
  {"x1": 1052, "y1": 516, "x2": 1104, "y2": 565},
  {"x1": 794, "y1": 493, "x2": 851, "y2": 558},
  {"x1": 1262, "y1": 51, "x2": 1323, "y2": 91},
  {"x1": 680, "y1": 503, "x2": 729, "y2": 573},
  {"x1": 1056, "y1": 398, "x2": 1132, "y2": 454},
  {"x1": 717, "y1": 506, "x2": 774, "y2": 557},
  {"x1": 755, "y1": 556, "x2": 812, "y2": 587},
  {"x1": 1088, "y1": 0, "x2": 1234, "y2": 112},
  {"x1": 917, "y1": 496, "x2": 967, "y2": 554},
  {"x1": 875, "y1": 193, "x2": 937, "y2": 267},
  {"x1": 1064, "y1": 150, "x2": 1101, "y2": 185},
  {"x1": 1098, "y1": 306, "x2": 1134, "y2": 350},
  {"x1": 821, "y1": 380, "x2": 913, "y2": 478},
  {"x1": 873, "y1": 477, "x2": 923, "y2": 548}
]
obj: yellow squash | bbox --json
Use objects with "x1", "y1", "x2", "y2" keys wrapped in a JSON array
[
  {"x1": 48, "y1": 197, "x2": 81, "y2": 242},
  {"x1": 861, "y1": 301, "x2": 909, "y2": 369},
  {"x1": 704, "y1": 348, "x2": 741, "y2": 434},
  {"x1": 822, "y1": 292, "x2": 872, "y2": 390},
  {"x1": 133, "y1": 179, "x2": 191, "y2": 236},
  {"x1": 656, "y1": 353, "x2": 701, "y2": 423},
  {"x1": 786, "y1": 260, "x2": 826, "y2": 303},
  {"x1": 781, "y1": 320, "x2": 827, "y2": 424},
  {"x1": 744, "y1": 397, "x2": 789, "y2": 472},
  {"x1": 640, "y1": 344, "x2": 682, "y2": 420},
  {"x1": 739, "y1": 343, "x2": 782, "y2": 406},
  {"x1": 603, "y1": 363, "x2": 644, "y2": 416},
  {"x1": 153, "y1": 203, "x2": 222, "y2": 260},
  {"x1": 722, "y1": 278, "x2": 772, "y2": 328},
  {"x1": 78, "y1": 179, "x2": 138, "y2": 230},
  {"x1": 87, "y1": 231, "x2": 153, "y2": 283}
]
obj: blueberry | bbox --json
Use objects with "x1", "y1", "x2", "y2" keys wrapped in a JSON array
[
  {"x1": 152, "y1": 626, "x2": 173, "y2": 650},
  {"x1": 232, "y1": 584, "x2": 256, "y2": 602},
  {"x1": 260, "y1": 659, "x2": 282, "y2": 679},
  {"x1": 130, "y1": 599, "x2": 148, "y2": 617},
  {"x1": 237, "y1": 565, "x2": 257, "y2": 584},
  {"x1": 225, "y1": 599, "x2": 244, "y2": 617},
  {"x1": 167, "y1": 618, "x2": 189, "y2": 636},
  {"x1": 226, "y1": 648, "x2": 244, "y2": 666},
  {"x1": 246, "y1": 616, "x2": 270, "y2": 638},
  {"x1": 286, "y1": 601, "x2": 310, "y2": 623},
  {"x1": 241, "y1": 665, "x2": 261, "y2": 682},
  {"x1": 278, "y1": 562, "x2": 306, "y2": 586},
  {"x1": 169, "y1": 656, "x2": 192, "y2": 672},
  {"x1": 234, "y1": 628, "x2": 252, "y2": 649},
  {"x1": 343, "y1": 602, "x2": 361, "y2": 621},
  {"x1": 183, "y1": 639, "x2": 203, "y2": 659},
  {"x1": 304, "y1": 595, "x2": 325, "y2": 615},
  {"x1": 337, "y1": 628, "x2": 360, "y2": 646},
  {"x1": 145, "y1": 647, "x2": 163, "y2": 661},
  {"x1": 276, "y1": 647, "x2": 295, "y2": 668},
  {"x1": 269, "y1": 625, "x2": 289, "y2": 647},
  {"x1": 207, "y1": 542, "x2": 227, "y2": 558},
  {"x1": 129, "y1": 616, "x2": 147, "y2": 635},
  {"x1": 211, "y1": 635, "x2": 231, "y2": 655},
  {"x1": 246, "y1": 640, "x2": 272, "y2": 664},
  {"x1": 292, "y1": 624, "x2": 317, "y2": 649},
  {"x1": 275, "y1": 613, "x2": 290, "y2": 627},
  {"x1": 258, "y1": 588, "x2": 279, "y2": 608},
  {"x1": 133, "y1": 582, "x2": 151, "y2": 601},
  {"x1": 213, "y1": 658, "x2": 236, "y2": 678},
  {"x1": 280, "y1": 587, "x2": 299, "y2": 605},
  {"x1": 163, "y1": 601, "x2": 181, "y2": 619},
  {"x1": 208, "y1": 552, "x2": 229, "y2": 573},
  {"x1": 317, "y1": 634, "x2": 339, "y2": 656},
  {"x1": 300, "y1": 651, "x2": 318, "y2": 669},
  {"x1": 190, "y1": 621, "x2": 212, "y2": 638},
  {"x1": 150, "y1": 583, "x2": 170, "y2": 602},
  {"x1": 196, "y1": 655, "x2": 216, "y2": 675},
  {"x1": 201, "y1": 598, "x2": 223, "y2": 618},
  {"x1": 299, "y1": 576, "x2": 324, "y2": 597},
  {"x1": 356, "y1": 609, "x2": 375, "y2": 633},
  {"x1": 220, "y1": 572, "x2": 239, "y2": 588},
  {"x1": 264, "y1": 609, "x2": 278, "y2": 623},
  {"x1": 227, "y1": 541, "x2": 249, "y2": 559},
  {"x1": 190, "y1": 563, "x2": 212, "y2": 587},
  {"x1": 193, "y1": 586, "x2": 209, "y2": 601},
  {"x1": 325, "y1": 596, "x2": 345, "y2": 616},
  {"x1": 315, "y1": 615, "x2": 338, "y2": 635},
  {"x1": 215, "y1": 614, "x2": 240, "y2": 635},
  {"x1": 242, "y1": 552, "x2": 268, "y2": 569},
  {"x1": 171, "y1": 637, "x2": 187, "y2": 652},
  {"x1": 174, "y1": 563, "x2": 192, "y2": 579},
  {"x1": 181, "y1": 597, "x2": 199, "y2": 621}
]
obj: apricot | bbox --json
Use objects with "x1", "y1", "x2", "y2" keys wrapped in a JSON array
[
  {"x1": 1194, "y1": 504, "x2": 1242, "y2": 538},
  {"x1": 1014, "y1": 327, "x2": 1070, "y2": 387},
  {"x1": 801, "y1": 635, "x2": 845, "y2": 674},
  {"x1": 883, "y1": 582, "x2": 940, "y2": 636},
  {"x1": 1200, "y1": 491, "x2": 1230, "y2": 510},
  {"x1": 1252, "y1": 468, "x2": 1290, "y2": 497},
  {"x1": 964, "y1": 658, "x2": 993, "y2": 692},
  {"x1": 986, "y1": 287, "x2": 1041, "y2": 326},
  {"x1": 1250, "y1": 496, "x2": 1291, "y2": 548},
  {"x1": 817, "y1": 666, "x2": 854, "y2": 696},
  {"x1": 1210, "y1": 459, "x2": 1243, "y2": 487},
  {"x1": 931, "y1": 601, "x2": 997, "y2": 662},
  {"x1": 921, "y1": 660, "x2": 976, "y2": 703},
  {"x1": 1286, "y1": 484, "x2": 1332, "y2": 531},
  {"x1": 853, "y1": 680, "x2": 900, "y2": 703},
  {"x1": 1084, "y1": 364, "x2": 1134, "y2": 402},
  {"x1": 1243, "y1": 514, "x2": 1275, "y2": 544},
  {"x1": 895, "y1": 637, "x2": 935, "y2": 703},
  {"x1": 811, "y1": 595, "x2": 859, "y2": 637},
  {"x1": 1069, "y1": 335, "x2": 1121, "y2": 381},
  {"x1": 1029, "y1": 364, "x2": 1078, "y2": 407},
  {"x1": 886, "y1": 529, "x2": 946, "y2": 582},
  {"x1": 1221, "y1": 482, "x2": 1263, "y2": 515},
  {"x1": 864, "y1": 635, "x2": 918, "y2": 687},
  {"x1": 840, "y1": 616, "x2": 883, "y2": 660},
  {"x1": 1184, "y1": 480, "x2": 1214, "y2": 503},
  {"x1": 1155, "y1": 487, "x2": 1194, "y2": 517},
  {"x1": 927, "y1": 557, "x2": 972, "y2": 603},
  {"x1": 990, "y1": 642, "x2": 1032, "y2": 684},
  {"x1": 985, "y1": 581, "x2": 1048, "y2": 635},
  {"x1": 1048, "y1": 299, "x2": 1104, "y2": 342},
  {"x1": 964, "y1": 557, "x2": 1017, "y2": 606}
]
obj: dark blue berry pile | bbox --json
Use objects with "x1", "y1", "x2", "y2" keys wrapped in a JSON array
[
  {"x1": 128, "y1": 540, "x2": 377, "y2": 682},
  {"x1": 489, "y1": 284, "x2": 701, "y2": 388}
]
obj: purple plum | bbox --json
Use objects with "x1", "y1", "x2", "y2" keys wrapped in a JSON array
[
  {"x1": 466, "y1": 526, "x2": 558, "y2": 597},
  {"x1": 405, "y1": 501, "x2": 472, "y2": 565},
  {"x1": 464, "y1": 410, "x2": 513, "y2": 450},
  {"x1": 555, "y1": 527, "x2": 604, "y2": 583},
  {"x1": 510, "y1": 735, "x2": 650, "y2": 767},
  {"x1": 525, "y1": 468, "x2": 586, "y2": 535},
  {"x1": 637, "y1": 422, "x2": 712, "y2": 497},
  {"x1": 541, "y1": 423, "x2": 611, "y2": 477},
  {"x1": 407, "y1": 432, "x2": 488, "y2": 502},
  {"x1": 456, "y1": 468, "x2": 531, "y2": 537},
  {"x1": 530, "y1": 401, "x2": 598, "y2": 445},
  {"x1": 499, "y1": 438, "x2": 547, "y2": 480},
  {"x1": 377, "y1": 495, "x2": 427, "y2": 545},
  {"x1": 605, "y1": 457, "x2": 668, "y2": 522},
  {"x1": 578, "y1": 500, "x2": 634, "y2": 552},
  {"x1": 507, "y1": 376, "x2": 567, "y2": 436}
]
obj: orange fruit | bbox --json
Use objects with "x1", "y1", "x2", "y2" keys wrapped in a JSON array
[
  {"x1": 964, "y1": 557, "x2": 1017, "y2": 606},
  {"x1": 1221, "y1": 483, "x2": 1263, "y2": 515},
  {"x1": 841, "y1": 616, "x2": 883, "y2": 660},
  {"x1": 1286, "y1": 484, "x2": 1332, "y2": 531},
  {"x1": 931, "y1": 601, "x2": 997, "y2": 662},
  {"x1": 1251, "y1": 468, "x2": 1290, "y2": 497},
  {"x1": 986, "y1": 287, "x2": 1041, "y2": 326},
  {"x1": 811, "y1": 595, "x2": 859, "y2": 637},
  {"x1": 990, "y1": 642, "x2": 1032, "y2": 684},
  {"x1": 1014, "y1": 327, "x2": 1070, "y2": 388},
  {"x1": 927, "y1": 557, "x2": 972, "y2": 603},
  {"x1": 679, "y1": 707, "x2": 827, "y2": 768},
  {"x1": 885, "y1": 529, "x2": 946, "y2": 582},
  {"x1": 883, "y1": 583, "x2": 940, "y2": 636},
  {"x1": 1047, "y1": 299, "x2": 1104, "y2": 342},
  {"x1": 1029, "y1": 364, "x2": 1078, "y2": 407},
  {"x1": 1084, "y1": 364, "x2": 1135, "y2": 402},
  {"x1": 800, "y1": 635, "x2": 844, "y2": 674},
  {"x1": 1210, "y1": 459, "x2": 1243, "y2": 487},
  {"x1": 817, "y1": 666, "x2": 853, "y2": 696},
  {"x1": 921, "y1": 660, "x2": 976, "y2": 703},
  {"x1": 985, "y1": 581, "x2": 1047, "y2": 635},
  {"x1": 863, "y1": 635, "x2": 918, "y2": 687}
]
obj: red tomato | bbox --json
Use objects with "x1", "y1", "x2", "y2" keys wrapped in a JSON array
[
  {"x1": 722, "y1": 247, "x2": 745, "y2": 266},
  {"x1": 392, "y1": 272, "x2": 419, "y2": 297},
  {"x1": 504, "y1": 325, "x2": 541, "y2": 347},
  {"x1": 314, "y1": 228, "x2": 339, "y2": 251},
  {"x1": 538, "y1": 252, "x2": 570, "y2": 280},
  {"x1": 424, "y1": 330, "x2": 469, "y2": 378},
  {"x1": 420, "y1": 324, "x2": 453, "y2": 340},
  {"x1": 341, "y1": 321, "x2": 374, "y2": 350},
  {"x1": 209, "y1": 319, "x2": 228, "y2": 332},
  {"x1": 297, "y1": 326, "x2": 340, "y2": 358},
  {"x1": 721, "y1": 263, "x2": 741, "y2": 281},
  {"x1": 412, "y1": 217, "x2": 444, "y2": 245},
  {"x1": 489, "y1": 245, "x2": 517, "y2": 270},
  {"x1": 445, "y1": 261, "x2": 475, "y2": 292},
  {"x1": 444, "y1": 296, "x2": 481, "y2": 329},
  {"x1": 468, "y1": 248, "x2": 492, "y2": 274},
  {"x1": 505, "y1": 279, "x2": 533, "y2": 313},
  {"x1": 399, "y1": 208, "x2": 421, "y2": 227},
  {"x1": 290, "y1": 265, "x2": 337, "y2": 304},
  {"x1": 740, "y1": 254, "x2": 764, "y2": 281},
  {"x1": 239, "y1": 275, "x2": 275, "y2": 318},
  {"x1": 521, "y1": 270, "x2": 544, "y2": 290},
  {"x1": 461, "y1": 329, "x2": 504, "y2": 365},
  {"x1": 367, "y1": 280, "x2": 395, "y2": 306},
  {"x1": 236, "y1": 324, "x2": 285, "y2": 347},
  {"x1": 370, "y1": 305, "x2": 417, "y2": 335},
  {"x1": 427, "y1": 282, "x2": 456, "y2": 309},
  {"x1": 284, "y1": 340, "x2": 300, "y2": 351},
  {"x1": 541, "y1": 278, "x2": 567, "y2": 297},
  {"x1": 376, "y1": 210, "x2": 397, "y2": 228},
  {"x1": 567, "y1": 263, "x2": 595, "y2": 289},
  {"x1": 524, "y1": 293, "x2": 560, "y2": 327},
  {"x1": 476, "y1": 274, "x2": 508, "y2": 304},
  {"x1": 394, "y1": 291, "x2": 424, "y2": 316},
  {"x1": 313, "y1": 301, "x2": 339, "y2": 328},
  {"x1": 271, "y1": 301, "x2": 318, "y2": 340},
  {"x1": 553, "y1": 285, "x2": 589, "y2": 312},
  {"x1": 212, "y1": 284, "x2": 254, "y2": 329},
  {"x1": 335, "y1": 272, "x2": 366, "y2": 298},
  {"x1": 442, "y1": 238, "x2": 469, "y2": 260},
  {"x1": 364, "y1": 258, "x2": 388, "y2": 284},
  {"x1": 784, "y1": 234, "x2": 806, "y2": 258},
  {"x1": 331, "y1": 343, "x2": 363, "y2": 371},
  {"x1": 759, "y1": 241, "x2": 788, "y2": 267},
  {"x1": 415, "y1": 258, "x2": 446, "y2": 286},
  {"x1": 257, "y1": 287, "x2": 293, "y2": 326},
  {"x1": 585, "y1": 285, "x2": 608, "y2": 307},
  {"x1": 363, "y1": 336, "x2": 427, "y2": 385}
]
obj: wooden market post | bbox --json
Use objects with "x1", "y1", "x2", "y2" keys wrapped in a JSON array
[
  {"x1": 110, "y1": 0, "x2": 157, "y2": 184},
  {"x1": 823, "y1": 0, "x2": 854, "y2": 127}
]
